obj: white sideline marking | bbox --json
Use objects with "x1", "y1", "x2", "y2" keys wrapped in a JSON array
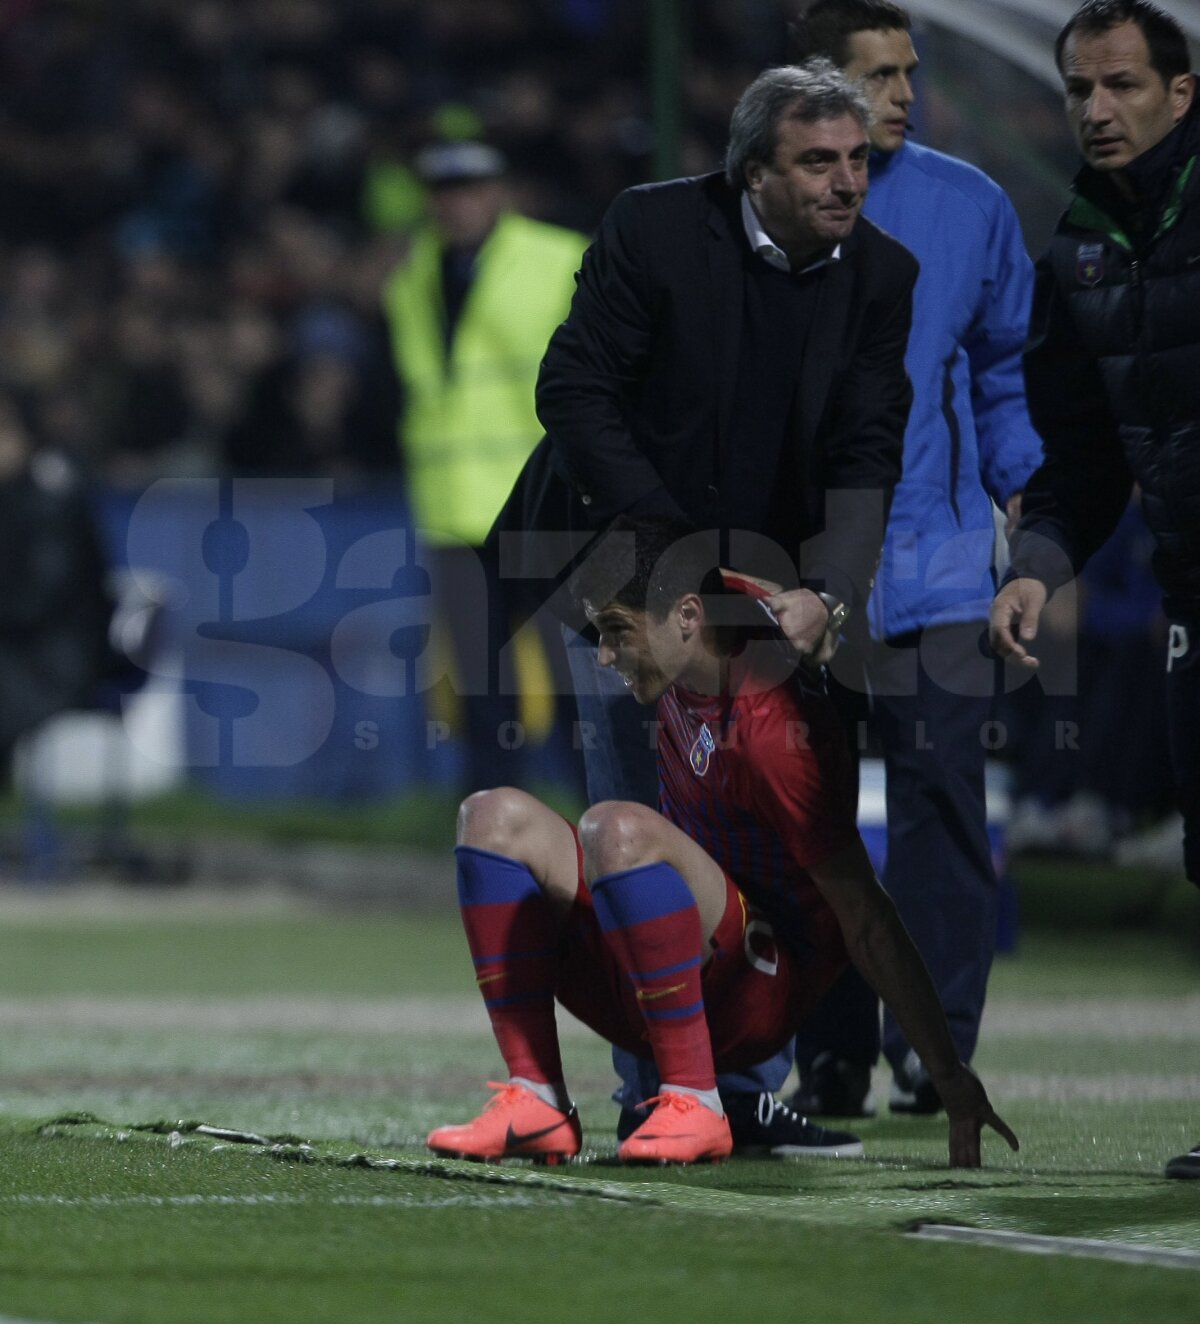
[
  {"x1": 0, "y1": 1192, "x2": 571, "y2": 1210},
  {"x1": 4, "y1": 994, "x2": 1199, "y2": 1040},
  {"x1": 0, "y1": 881, "x2": 332, "y2": 922},
  {"x1": 0, "y1": 995, "x2": 594, "y2": 1038},
  {"x1": 0, "y1": 1317, "x2": 87, "y2": 1324},
  {"x1": 911, "y1": 1223, "x2": 1200, "y2": 1270},
  {"x1": 0, "y1": 996, "x2": 494, "y2": 1035},
  {"x1": 981, "y1": 996, "x2": 1200, "y2": 1041},
  {"x1": 984, "y1": 1072, "x2": 1200, "y2": 1102},
  {"x1": 0, "y1": 1318, "x2": 100, "y2": 1324}
]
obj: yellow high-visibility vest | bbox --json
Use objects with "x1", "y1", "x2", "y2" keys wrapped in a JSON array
[{"x1": 383, "y1": 211, "x2": 587, "y2": 545}]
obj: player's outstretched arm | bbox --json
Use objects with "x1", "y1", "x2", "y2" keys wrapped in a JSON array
[{"x1": 808, "y1": 838, "x2": 1020, "y2": 1167}]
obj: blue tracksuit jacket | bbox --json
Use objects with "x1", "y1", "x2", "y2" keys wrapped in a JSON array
[{"x1": 862, "y1": 140, "x2": 1043, "y2": 641}]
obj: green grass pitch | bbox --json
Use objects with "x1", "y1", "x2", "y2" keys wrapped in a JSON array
[{"x1": 0, "y1": 883, "x2": 1196, "y2": 1323}]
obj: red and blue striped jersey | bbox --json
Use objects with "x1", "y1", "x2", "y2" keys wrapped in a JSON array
[{"x1": 655, "y1": 581, "x2": 858, "y2": 956}]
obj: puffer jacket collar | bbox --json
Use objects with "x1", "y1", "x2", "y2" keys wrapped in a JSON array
[{"x1": 1068, "y1": 92, "x2": 1200, "y2": 250}]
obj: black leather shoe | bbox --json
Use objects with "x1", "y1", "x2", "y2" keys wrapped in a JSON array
[
  {"x1": 888, "y1": 1050, "x2": 943, "y2": 1115},
  {"x1": 789, "y1": 1051, "x2": 877, "y2": 1119},
  {"x1": 1165, "y1": 1144, "x2": 1200, "y2": 1179}
]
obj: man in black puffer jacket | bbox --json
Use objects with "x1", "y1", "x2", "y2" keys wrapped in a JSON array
[{"x1": 989, "y1": 0, "x2": 1199, "y2": 1181}]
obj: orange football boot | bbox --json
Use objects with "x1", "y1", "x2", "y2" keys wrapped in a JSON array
[
  {"x1": 427, "y1": 1081, "x2": 582, "y2": 1164},
  {"x1": 617, "y1": 1091, "x2": 733, "y2": 1165}
]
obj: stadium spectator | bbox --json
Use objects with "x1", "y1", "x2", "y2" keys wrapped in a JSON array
[
  {"x1": 382, "y1": 140, "x2": 588, "y2": 791},
  {"x1": 989, "y1": 0, "x2": 1200, "y2": 1181},
  {"x1": 0, "y1": 392, "x2": 113, "y2": 781},
  {"x1": 429, "y1": 517, "x2": 1017, "y2": 1167},
  {"x1": 224, "y1": 303, "x2": 400, "y2": 478},
  {"x1": 0, "y1": 3, "x2": 704, "y2": 486},
  {"x1": 491, "y1": 60, "x2": 916, "y2": 1151}
]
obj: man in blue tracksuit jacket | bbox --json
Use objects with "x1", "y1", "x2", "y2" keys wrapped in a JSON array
[{"x1": 744, "y1": 1, "x2": 1045, "y2": 1122}]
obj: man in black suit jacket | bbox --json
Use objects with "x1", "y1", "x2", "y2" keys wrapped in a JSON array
[{"x1": 490, "y1": 60, "x2": 919, "y2": 1152}]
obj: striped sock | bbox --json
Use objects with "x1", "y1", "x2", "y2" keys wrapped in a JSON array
[
  {"x1": 589, "y1": 862, "x2": 715, "y2": 1091},
  {"x1": 455, "y1": 845, "x2": 563, "y2": 1084}
]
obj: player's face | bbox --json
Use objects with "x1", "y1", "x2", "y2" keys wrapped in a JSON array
[
  {"x1": 588, "y1": 602, "x2": 684, "y2": 705},
  {"x1": 745, "y1": 110, "x2": 869, "y2": 263},
  {"x1": 842, "y1": 27, "x2": 918, "y2": 153},
  {"x1": 1061, "y1": 20, "x2": 1194, "y2": 174}
]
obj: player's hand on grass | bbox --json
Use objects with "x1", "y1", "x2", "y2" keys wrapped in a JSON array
[{"x1": 934, "y1": 1062, "x2": 1020, "y2": 1168}]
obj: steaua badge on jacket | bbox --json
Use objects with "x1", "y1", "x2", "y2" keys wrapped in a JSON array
[
  {"x1": 1076, "y1": 243, "x2": 1105, "y2": 286},
  {"x1": 689, "y1": 723, "x2": 716, "y2": 777}
]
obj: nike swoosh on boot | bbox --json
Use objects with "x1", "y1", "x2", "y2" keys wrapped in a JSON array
[{"x1": 505, "y1": 1115, "x2": 574, "y2": 1148}]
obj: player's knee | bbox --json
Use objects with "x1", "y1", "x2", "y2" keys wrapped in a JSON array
[
  {"x1": 456, "y1": 787, "x2": 537, "y2": 854},
  {"x1": 579, "y1": 800, "x2": 660, "y2": 876}
]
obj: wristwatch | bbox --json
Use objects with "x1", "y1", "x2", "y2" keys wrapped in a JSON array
[{"x1": 815, "y1": 591, "x2": 851, "y2": 633}]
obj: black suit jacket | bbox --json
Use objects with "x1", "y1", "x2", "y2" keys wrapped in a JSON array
[{"x1": 491, "y1": 171, "x2": 917, "y2": 611}]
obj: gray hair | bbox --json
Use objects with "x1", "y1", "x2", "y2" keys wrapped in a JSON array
[{"x1": 724, "y1": 59, "x2": 872, "y2": 189}]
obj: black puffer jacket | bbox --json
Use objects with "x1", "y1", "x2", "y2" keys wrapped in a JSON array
[{"x1": 1011, "y1": 98, "x2": 1200, "y2": 604}]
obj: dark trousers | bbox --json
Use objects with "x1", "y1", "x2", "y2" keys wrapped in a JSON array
[
  {"x1": 429, "y1": 545, "x2": 521, "y2": 791},
  {"x1": 433, "y1": 546, "x2": 582, "y2": 794},
  {"x1": 1165, "y1": 608, "x2": 1200, "y2": 885}
]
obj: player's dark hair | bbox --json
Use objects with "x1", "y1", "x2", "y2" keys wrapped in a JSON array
[
  {"x1": 570, "y1": 516, "x2": 726, "y2": 622},
  {"x1": 788, "y1": 0, "x2": 912, "y2": 66},
  {"x1": 1054, "y1": 1, "x2": 1192, "y2": 83},
  {"x1": 725, "y1": 59, "x2": 871, "y2": 188}
]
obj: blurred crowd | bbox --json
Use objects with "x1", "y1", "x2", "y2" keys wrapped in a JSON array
[
  {"x1": 0, "y1": 0, "x2": 1176, "y2": 859},
  {"x1": 0, "y1": 0, "x2": 800, "y2": 487},
  {"x1": 0, "y1": 0, "x2": 1080, "y2": 488}
]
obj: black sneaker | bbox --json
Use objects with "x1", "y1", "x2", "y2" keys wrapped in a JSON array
[
  {"x1": 1165, "y1": 1144, "x2": 1200, "y2": 1179},
  {"x1": 789, "y1": 1051, "x2": 877, "y2": 1119},
  {"x1": 888, "y1": 1049, "x2": 943, "y2": 1115},
  {"x1": 722, "y1": 1091, "x2": 863, "y2": 1158}
]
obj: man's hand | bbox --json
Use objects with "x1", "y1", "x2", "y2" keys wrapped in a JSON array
[
  {"x1": 766, "y1": 588, "x2": 838, "y2": 663},
  {"x1": 933, "y1": 1062, "x2": 1020, "y2": 1168},
  {"x1": 723, "y1": 569, "x2": 781, "y2": 596},
  {"x1": 988, "y1": 577, "x2": 1047, "y2": 668}
]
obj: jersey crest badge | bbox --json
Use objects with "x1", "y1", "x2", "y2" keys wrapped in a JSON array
[
  {"x1": 1076, "y1": 243, "x2": 1105, "y2": 287},
  {"x1": 689, "y1": 723, "x2": 716, "y2": 777}
]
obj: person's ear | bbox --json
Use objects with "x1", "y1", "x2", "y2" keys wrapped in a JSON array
[
  {"x1": 1171, "y1": 71, "x2": 1195, "y2": 123},
  {"x1": 678, "y1": 593, "x2": 704, "y2": 635}
]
